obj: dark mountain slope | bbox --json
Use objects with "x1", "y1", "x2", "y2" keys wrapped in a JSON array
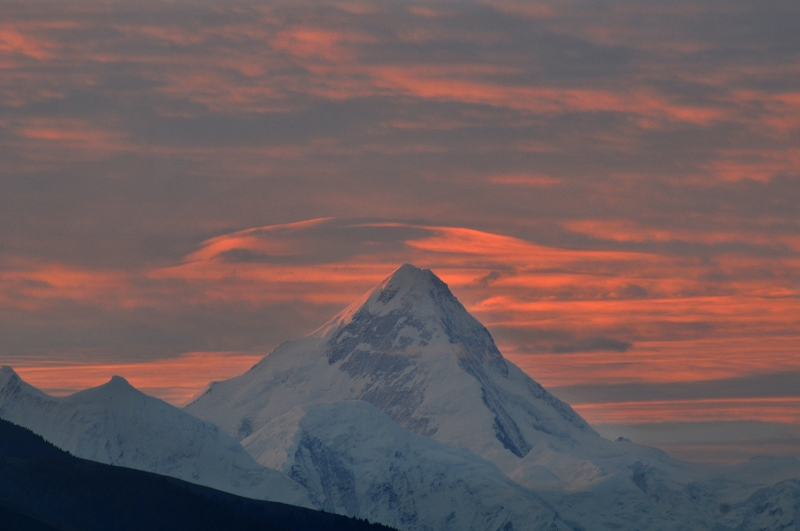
[
  {"x1": 0, "y1": 502, "x2": 70, "y2": 531},
  {"x1": 0, "y1": 417, "x2": 394, "y2": 531}
]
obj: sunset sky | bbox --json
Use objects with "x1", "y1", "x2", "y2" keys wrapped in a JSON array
[{"x1": 2, "y1": 0, "x2": 798, "y2": 464}]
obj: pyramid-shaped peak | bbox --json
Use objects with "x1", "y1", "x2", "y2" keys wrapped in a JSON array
[
  {"x1": 66, "y1": 374, "x2": 142, "y2": 404},
  {"x1": 316, "y1": 264, "x2": 461, "y2": 337},
  {"x1": 0, "y1": 365, "x2": 19, "y2": 388},
  {"x1": 107, "y1": 375, "x2": 132, "y2": 387},
  {"x1": 313, "y1": 264, "x2": 506, "y2": 373},
  {"x1": 367, "y1": 263, "x2": 453, "y2": 313},
  {"x1": 95, "y1": 375, "x2": 140, "y2": 395},
  {"x1": 385, "y1": 263, "x2": 437, "y2": 288}
]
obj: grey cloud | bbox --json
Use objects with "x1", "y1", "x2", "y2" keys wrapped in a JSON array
[
  {"x1": 549, "y1": 371, "x2": 800, "y2": 405},
  {"x1": 550, "y1": 336, "x2": 632, "y2": 354},
  {"x1": 474, "y1": 270, "x2": 503, "y2": 288},
  {"x1": 213, "y1": 219, "x2": 433, "y2": 265},
  {"x1": 491, "y1": 326, "x2": 633, "y2": 354},
  {"x1": 597, "y1": 420, "x2": 800, "y2": 447}
]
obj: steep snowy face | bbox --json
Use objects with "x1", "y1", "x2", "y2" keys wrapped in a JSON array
[
  {"x1": 187, "y1": 264, "x2": 594, "y2": 471},
  {"x1": 0, "y1": 368, "x2": 309, "y2": 507}
]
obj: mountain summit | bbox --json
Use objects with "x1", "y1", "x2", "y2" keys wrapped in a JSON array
[
  {"x1": 317, "y1": 263, "x2": 508, "y2": 372},
  {"x1": 186, "y1": 264, "x2": 594, "y2": 472}
]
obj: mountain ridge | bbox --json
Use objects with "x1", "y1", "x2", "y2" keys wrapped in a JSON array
[{"x1": 0, "y1": 366, "x2": 310, "y2": 506}]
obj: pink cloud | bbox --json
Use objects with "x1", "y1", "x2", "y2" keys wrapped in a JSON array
[{"x1": 0, "y1": 26, "x2": 54, "y2": 60}]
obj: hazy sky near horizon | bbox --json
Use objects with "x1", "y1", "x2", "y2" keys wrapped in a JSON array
[{"x1": 1, "y1": 0, "x2": 799, "y2": 463}]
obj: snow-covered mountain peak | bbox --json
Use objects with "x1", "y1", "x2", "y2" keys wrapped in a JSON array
[
  {"x1": 315, "y1": 263, "x2": 506, "y2": 372},
  {"x1": 381, "y1": 262, "x2": 436, "y2": 292},
  {"x1": 316, "y1": 263, "x2": 443, "y2": 334},
  {"x1": 188, "y1": 264, "x2": 595, "y2": 472}
]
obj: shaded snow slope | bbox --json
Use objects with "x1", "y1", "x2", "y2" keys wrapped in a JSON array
[
  {"x1": 717, "y1": 479, "x2": 800, "y2": 530},
  {"x1": 242, "y1": 399, "x2": 572, "y2": 531},
  {"x1": 0, "y1": 366, "x2": 310, "y2": 507}
]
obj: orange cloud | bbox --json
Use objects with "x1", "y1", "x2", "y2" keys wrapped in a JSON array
[
  {"x1": 0, "y1": 261, "x2": 134, "y2": 310},
  {"x1": 271, "y1": 27, "x2": 376, "y2": 62},
  {"x1": 0, "y1": 26, "x2": 53, "y2": 60},
  {"x1": 408, "y1": 6, "x2": 457, "y2": 18},
  {"x1": 367, "y1": 66, "x2": 725, "y2": 126},
  {"x1": 703, "y1": 148, "x2": 800, "y2": 183},
  {"x1": 7, "y1": 118, "x2": 137, "y2": 164}
]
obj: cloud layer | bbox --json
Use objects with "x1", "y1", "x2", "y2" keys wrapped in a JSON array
[{"x1": 1, "y1": 0, "x2": 798, "y2": 462}]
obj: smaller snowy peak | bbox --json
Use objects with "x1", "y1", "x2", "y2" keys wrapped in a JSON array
[
  {"x1": 99, "y1": 375, "x2": 135, "y2": 393},
  {"x1": 65, "y1": 374, "x2": 144, "y2": 405},
  {"x1": 0, "y1": 365, "x2": 49, "y2": 403}
]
